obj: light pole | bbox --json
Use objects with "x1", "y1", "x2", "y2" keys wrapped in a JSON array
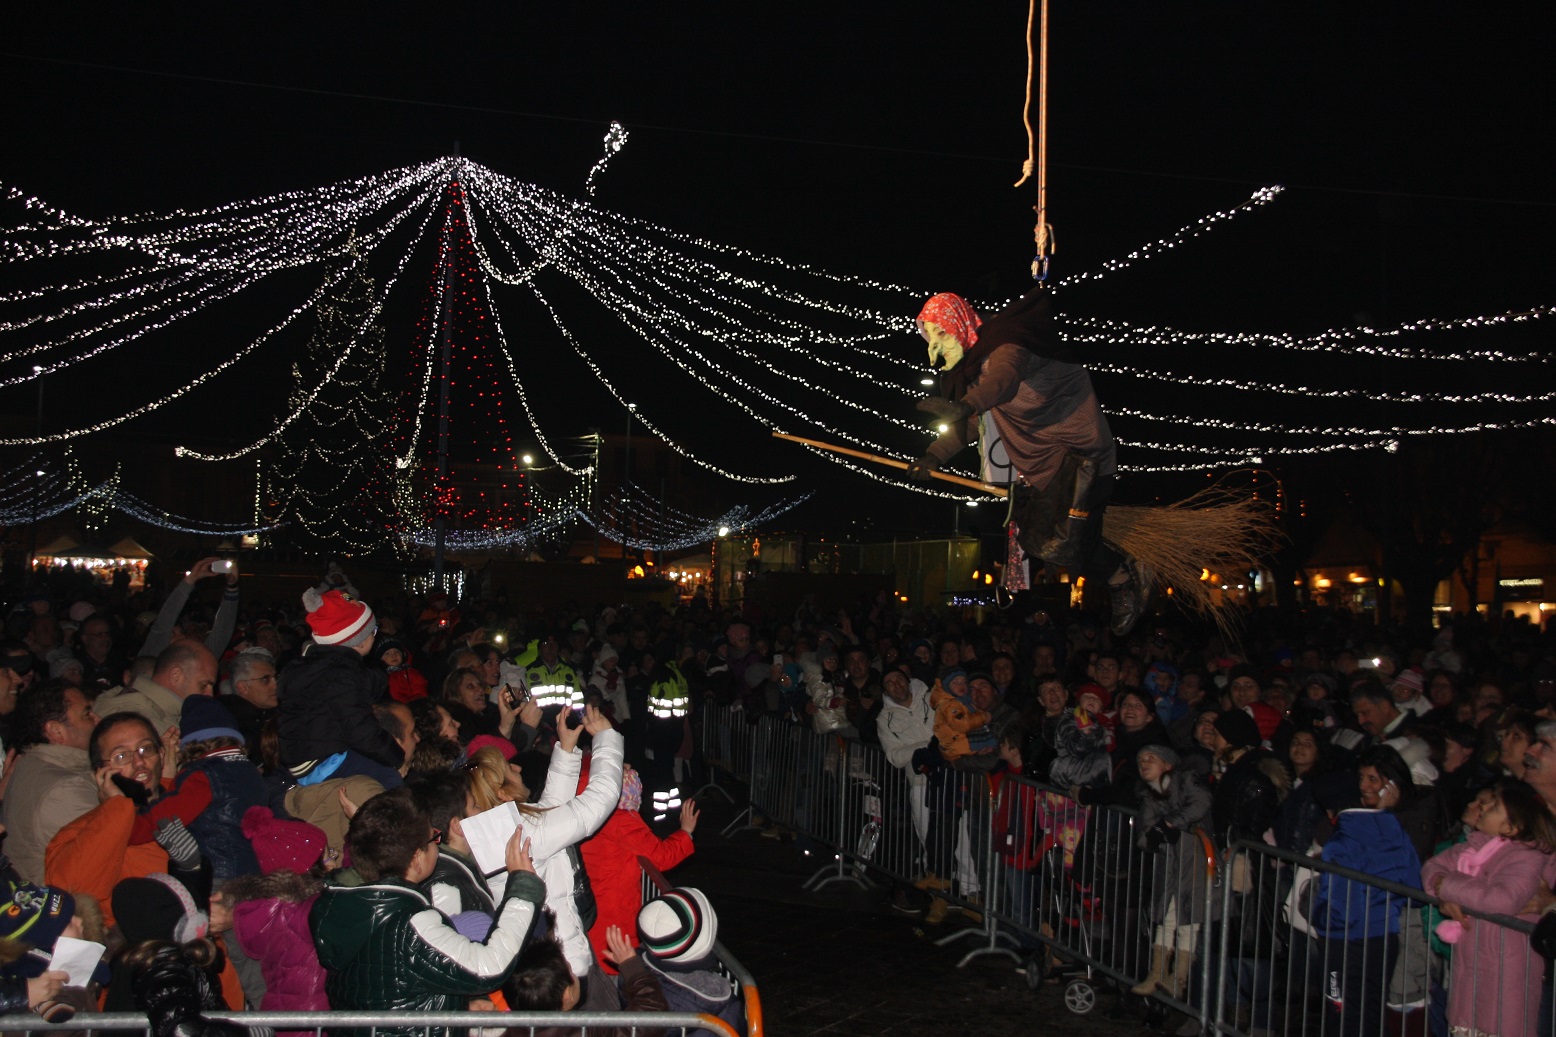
[{"x1": 623, "y1": 404, "x2": 637, "y2": 568}]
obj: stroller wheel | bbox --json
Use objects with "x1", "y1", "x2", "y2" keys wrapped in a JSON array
[
  {"x1": 1142, "y1": 999, "x2": 1171, "y2": 1029},
  {"x1": 1064, "y1": 978, "x2": 1096, "y2": 1015},
  {"x1": 1022, "y1": 954, "x2": 1046, "y2": 991}
]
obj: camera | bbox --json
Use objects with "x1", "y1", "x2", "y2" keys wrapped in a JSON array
[{"x1": 212, "y1": 559, "x2": 235, "y2": 574}]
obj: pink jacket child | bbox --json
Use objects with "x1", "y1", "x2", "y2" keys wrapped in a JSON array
[
  {"x1": 1420, "y1": 784, "x2": 1556, "y2": 1037},
  {"x1": 224, "y1": 808, "x2": 331, "y2": 1033}
]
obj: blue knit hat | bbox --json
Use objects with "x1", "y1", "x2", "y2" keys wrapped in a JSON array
[{"x1": 180, "y1": 695, "x2": 244, "y2": 745}]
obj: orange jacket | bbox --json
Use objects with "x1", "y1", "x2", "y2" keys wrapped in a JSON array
[
  {"x1": 46, "y1": 795, "x2": 169, "y2": 928},
  {"x1": 928, "y1": 681, "x2": 991, "y2": 762}
]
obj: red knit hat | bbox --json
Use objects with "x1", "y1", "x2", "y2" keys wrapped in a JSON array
[
  {"x1": 302, "y1": 587, "x2": 375, "y2": 646},
  {"x1": 1076, "y1": 682, "x2": 1112, "y2": 712}
]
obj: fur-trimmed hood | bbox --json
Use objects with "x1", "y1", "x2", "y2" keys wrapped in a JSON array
[{"x1": 221, "y1": 869, "x2": 326, "y2": 907}]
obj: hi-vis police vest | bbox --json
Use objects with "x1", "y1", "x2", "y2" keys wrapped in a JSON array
[
  {"x1": 525, "y1": 662, "x2": 581, "y2": 710},
  {"x1": 647, "y1": 662, "x2": 690, "y2": 720}
]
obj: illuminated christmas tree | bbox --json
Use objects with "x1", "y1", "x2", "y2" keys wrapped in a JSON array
[
  {"x1": 264, "y1": 238, "x2": 404, "y2": 555},
  {"x1": 390, "y1": 180, "x2": 536, "y2": 540}
]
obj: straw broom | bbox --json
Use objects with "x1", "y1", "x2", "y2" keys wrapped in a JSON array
[{"x1": 1101, "y1": 483, "x2": 1286, "y2": 638}]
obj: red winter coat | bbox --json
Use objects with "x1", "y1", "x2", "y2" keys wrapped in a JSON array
[
  {"x1": 990, "y1": 766, "x2": 1044, "y2": 871},
  {"x1": 387, "y1": 665, "x2": 429, "y2": 704},
  {"x1": 578, "y1": 809, "x2": 694, "y2": 974}
]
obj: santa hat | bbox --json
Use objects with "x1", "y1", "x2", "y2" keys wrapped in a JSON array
[
  {"x1": 637, "y1": 887, "x2": 718, "y2": 964},
  {"x1": 303, "y1": 587, "x2": 375, "y2": 647},
  {"x1": 1393, "y1": 668, "x2": 1425, "y2": 697},
  {"x1": 241, "y1": 806, "x2": 327, "y2": 875}
]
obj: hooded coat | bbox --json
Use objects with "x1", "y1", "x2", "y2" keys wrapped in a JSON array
[
  {"x1": 1310, "y1": 809, "x2": 1422, "y2": 940},
  {"x1": 227, "y1": 869, "x2": 329, "y2": 1030},
  {"x1": 876, "y1": 679, "x2": 935, "y2": 786}
]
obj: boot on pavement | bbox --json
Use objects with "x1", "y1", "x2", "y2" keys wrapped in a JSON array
[{"x1": 1131, "y1": 945, "x2": 1171, "y2": 996}]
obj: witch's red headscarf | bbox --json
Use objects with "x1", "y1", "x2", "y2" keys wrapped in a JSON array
[{"x1": 916, "y1": 293, "x2": 982, "y2": 349}]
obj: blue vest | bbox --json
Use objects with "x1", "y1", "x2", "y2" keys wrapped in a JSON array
[{"x1": 173, "y1": 749, "x2": 268, "y2": 884}]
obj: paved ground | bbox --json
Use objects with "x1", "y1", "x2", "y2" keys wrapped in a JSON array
[{"x1": 669, "y1": 796, "x2": 1165, "y2": 1037}]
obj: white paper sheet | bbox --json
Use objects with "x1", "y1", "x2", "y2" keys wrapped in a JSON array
[
  {"x1": 48, "y1": 936, "x2": 106, "y2": 988},
  {"x1": 460, "y1": 800, "x2": 522, "y2": 876}
]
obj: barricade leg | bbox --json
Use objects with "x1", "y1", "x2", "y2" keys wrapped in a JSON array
[{"x1": 807, "y1": 739, "x2": 872, "y2": 892}]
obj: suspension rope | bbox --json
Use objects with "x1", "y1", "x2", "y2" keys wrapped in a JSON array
[{"x1": 1013, "y1": 0, "x2": 1055, "y2": 281}]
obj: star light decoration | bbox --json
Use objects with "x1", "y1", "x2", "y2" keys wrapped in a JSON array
[{"x1": 0, "y1": 158, "x2": 1551, "y2": 545}]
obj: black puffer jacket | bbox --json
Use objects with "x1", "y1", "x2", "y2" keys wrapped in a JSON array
[
  {"x1": 132, "y1": 944, "x2": 257, "y2": 1037},
  {"x1": 1212, "y1": 748, "x2": 1291, "y2": 844},
  {"x1": 277, "y1": 644, "x2": 402, "y2": 770},
  {"x1": 311, "y1": 871, "x2": 544, "y2": 1037}
]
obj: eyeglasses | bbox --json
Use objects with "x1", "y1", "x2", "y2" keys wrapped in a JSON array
[
  {"x1": 109, "y1": 742, "x2": 161, "y2": 767},
  {"x1": 427, "y1": 828, "x2": 443, "y2": 848}
]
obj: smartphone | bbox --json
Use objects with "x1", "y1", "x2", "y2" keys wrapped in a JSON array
[
  {"x1": 1358, "y1": 657, "x2": 1380, "y2": 670},
  {"x1": 212, "y1": 559, "x2": 235, "y2": 573},
  {"x1": 503, "y1": 685, "x2": 522, "y2": 709},
  {"x1": 772, "y1": 654, "x2": 783, "y2": 666}
]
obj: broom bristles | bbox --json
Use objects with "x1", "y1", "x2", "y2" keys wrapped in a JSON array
[{"x1": 1101, "y1": 485, "x2": 1285, "y2": 640}]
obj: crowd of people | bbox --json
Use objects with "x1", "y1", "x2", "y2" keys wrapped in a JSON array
[
  {"x1": 2, "y1": 554, "x2": 1555, "y2": 1037},
  {"x1": 0, "y1": 560, "x2": 739, "y2": 1037}
]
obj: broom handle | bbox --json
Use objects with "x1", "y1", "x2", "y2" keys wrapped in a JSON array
[{"x1": 771, "y1": 432, "x2": 1010, "y2": 498}]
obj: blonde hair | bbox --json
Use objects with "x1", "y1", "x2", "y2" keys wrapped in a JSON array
[{"x1": 465, "y1": 746, "x2": 532, "y2": 814}]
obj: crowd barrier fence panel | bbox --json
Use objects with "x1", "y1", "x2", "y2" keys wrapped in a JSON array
[
  {"x1": 0, "y1": 1010, "x2": 743, "y2": 1037},
  {"x1": 1213, "y1": 838, "x2": 1548, "y2": 1037},
  {"x1": 638, "y1": 855, "x2": 764, "y2": 1037},
  {"x1": 690, "y1": 705, "x2": 750, "y2": 824}
]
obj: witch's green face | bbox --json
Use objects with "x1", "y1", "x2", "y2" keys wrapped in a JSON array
[{"x1": 919, "y1": 321, "x2": 966, "y2": 372}]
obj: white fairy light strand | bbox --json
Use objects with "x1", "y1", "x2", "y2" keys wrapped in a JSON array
[
  {"x1": 1052, "y1": 185, "x2": 1285, "y2": 291},
  {"x1": 585, "y1": 121, "x2": 629, "y2": 197},
  {"x1": 1060, "y1": 310, "x2": 1553, "y2": 363}
]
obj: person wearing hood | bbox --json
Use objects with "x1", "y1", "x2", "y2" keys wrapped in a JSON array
[
  {"x1": 928, "y1": 669, "x2": 991, "y2": 767},
  {"x1": 908, "y1": 289, "x2": 1152, "y2": 636},
  {"x1": 376, "y1": 637, "x2": 427, "y2": 705},
  {"x1": 877, "y1": 668, "x2": 937, "y2": 911}
]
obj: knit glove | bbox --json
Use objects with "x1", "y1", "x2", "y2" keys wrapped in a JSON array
[{"x1": 154, "y1": 817, "x2": 202, "y2": 869}]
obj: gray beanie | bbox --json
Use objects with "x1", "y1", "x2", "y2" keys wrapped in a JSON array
[{"x1": 1136, "y1": 743, "x2": 1181, "y2": 768}]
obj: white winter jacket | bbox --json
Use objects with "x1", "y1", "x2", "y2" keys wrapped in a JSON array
[
  {"x1": 482, "y1": 728, "x2": 624, "y2": 975},
  {"x1": 876, "y1": 679, "x2": 935, "y2": 786}
]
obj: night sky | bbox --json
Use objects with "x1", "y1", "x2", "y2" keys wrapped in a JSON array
[{"x1": 3, "y1": 2, "x2": 1553, "y2": 537}]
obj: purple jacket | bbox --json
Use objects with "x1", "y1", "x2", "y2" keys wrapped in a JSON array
[{"x1": 233, "y1": 893, "x2": 329, "y2": 1025}]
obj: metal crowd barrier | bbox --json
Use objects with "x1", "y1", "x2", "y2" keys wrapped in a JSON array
[
  {"x1": 638, "y1": 855, "x2": 764, "y2": 1037},
  {"x1": 0, "y1": 1011, "x2": 739, "y2": 1036},
  {"x1": 695, "y1": 712, "x2": 1552, "y2": 1036},
  {"x1": 1217, "y1": 838, "x2": 1549, "y2": 1037}
]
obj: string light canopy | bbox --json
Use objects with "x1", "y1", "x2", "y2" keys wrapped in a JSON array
[{"x1": 1, "y1": 157, "x2": 1550, "y2": 535}]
